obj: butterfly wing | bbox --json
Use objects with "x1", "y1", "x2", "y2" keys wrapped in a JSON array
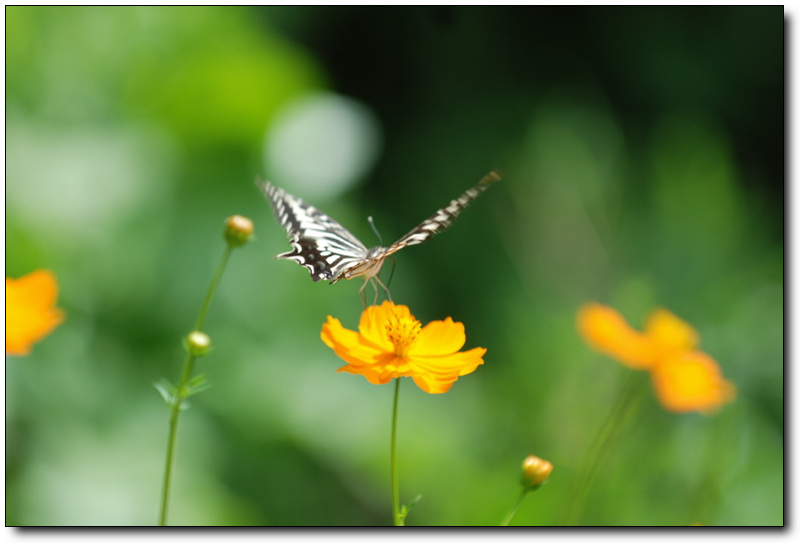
[
  {"x1": 384, "y1": 169, "x2": 504, "y2": 257},
  {"x1": 259, "y1": 180, "x2": 370, "y2": 282}
]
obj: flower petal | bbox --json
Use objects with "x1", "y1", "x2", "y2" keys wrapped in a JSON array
[
  {"x1": 6, "y1": 270, "x2": 64, "y2": 356},
  {"x1": 410, "y1": 351, "x2": 486, "y2": 394},
  {"x1": 410, "y1": 317, "x2": 466, "y2": 357},
  {"x1": 411, "y1": 347, "x2": 487, "y2": 375},
  {"x1": 650, "y1": 351, "x2": 736, "y2": 413},
  {"x1": 321, "y1": 316, "x2": 386, "y2": 368},
  {"x1": 411, "y1": 374, "x2": 455, "y2": 394},
  {"x1": 402, "y1": 347, "x2": 486, "y2": 394},
  {"x1": 357, "y1": 301, "x2": 405, "y2": 352},
  {"x1": 644, "y1": 308, "x2": 699, "y2": 354},
  {"x1": 336, "y1": 363, "x2": 395, "y2": 385},
  {"x1": 577, "y1": 303, "x2": 658, "y2": 369}
]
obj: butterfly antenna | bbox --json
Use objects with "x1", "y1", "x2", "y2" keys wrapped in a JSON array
[{"x1": 367, "y1": 216, "x2": 384, "y2": 246}]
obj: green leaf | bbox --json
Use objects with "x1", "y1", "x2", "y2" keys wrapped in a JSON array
[
  {"x1": 185, "y1": 373, "x2": 211, "y2": 397},
  {"x1": 154, "y1": 379, "x2": 177, "y2": 407}
]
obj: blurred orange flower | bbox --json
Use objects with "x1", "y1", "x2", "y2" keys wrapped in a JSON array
[
  {"x1": 577, "y1": 303, "x2": 735, "y2": 414},
  {"x1": 6, "y1": 270, "x2": 65, "y2": 356},
  {"x1": 321, "y1": 301, "x2": 486, "y2": 394}
]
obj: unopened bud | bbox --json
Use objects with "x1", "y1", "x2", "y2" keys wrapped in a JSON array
[
  {"x1": 185, "y1": 331, "x2": 212, "y2": 357},
  {"x1": 521, "y1": 454, "x2": 553, "y2": 490},
  {"x1": 224, "y1": 215, "x2": 254, "y2": 247}
]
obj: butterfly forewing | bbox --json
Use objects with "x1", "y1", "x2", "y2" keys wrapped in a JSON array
[
  {"x1": 259, "y1": 181, "x2": 369, "y2": 281},
  {"x1": 384, "y1": 169, "x2": 504, "y2": 256}
]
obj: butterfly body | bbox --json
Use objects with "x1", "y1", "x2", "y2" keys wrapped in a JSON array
[
  {"x1": 259, "y1": 170, "x2": 503, "y2": 285},
  {"x1": 330, "y1": 246, "x2": 389, "y2": 283}
]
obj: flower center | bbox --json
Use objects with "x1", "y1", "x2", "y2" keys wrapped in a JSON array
[{"x1": 385, "y1": 314, "x2": 422, "y2": 358}]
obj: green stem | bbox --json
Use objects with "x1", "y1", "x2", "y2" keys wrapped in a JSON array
[
  {"x1": 500, "y1": 488, "x2": 529, "y2": 526},
  {"x1": 158, "y1": 362, "x2": 187, "y2": 526},
  {"x1": 158, "y1": 244, "x2": 232, "y2": 526},
  {"x1": 391, "y1": 378, "x2": 402, "y2": 526},
  {"x1": 195, "y1": 245, "x2": 232, "y2": 331},
  {"x1": 562, "y1": 372, "x2": 643, "y2": 526}
]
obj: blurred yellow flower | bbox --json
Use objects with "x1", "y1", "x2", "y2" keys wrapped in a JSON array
[
  {"x1": 321, "y1": 301, "x2": 486, "y2": 394},
  {"x1": 577, "y1": 303, "x2": 735, "y2": 414},
  {"x1": 6, "y1": 270, "x2": 65, "y2": 356}
]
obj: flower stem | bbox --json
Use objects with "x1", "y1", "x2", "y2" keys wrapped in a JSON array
[
  {"x1": 562, "y1": 372, "x2": 643, "y2": 526},
  {"x1": 391, "y1": 377, "x2": 403, "y2": 526},
  {"x1": 158, "y1": 244, "x2": 233, "y2": 526},
  {"x1": 194, "y1": 245, "x2": 232, "y2": 331},
  {"x1": 500, "y1": 488, "x2": 528, "y2": 526}
]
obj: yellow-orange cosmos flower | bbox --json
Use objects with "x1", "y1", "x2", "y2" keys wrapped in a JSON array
[
  {"x1": 321, "y1": 301, "x2": 486, "y2": 394},
  {"x1": 577, "y1": 303, "x2": 735, "y2": 414},
  {"x1": 6, "y1": 270, "x2": 65, "y2": 356}
]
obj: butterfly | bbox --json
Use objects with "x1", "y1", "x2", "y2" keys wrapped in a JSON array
[{"x1": 259, "y1": 169, "x2": 503, "y2": 293}]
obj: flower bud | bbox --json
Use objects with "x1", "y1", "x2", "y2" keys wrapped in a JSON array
[
  {"x1": 185, "y1": 331, "x2": 212, "y2": 357},
  {"x1": 224, "y1": 215, "x2": 254, "y2": 247},
  {"x1": 521, "y1": 454, "x2": 553, "y2": 490}
]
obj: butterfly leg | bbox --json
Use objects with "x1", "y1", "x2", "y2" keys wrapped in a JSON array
[
  {"x1": 357, "y1": 275, "x2": 392, "y2": 307},
  {"x1": 358, "y1": 278, "x2": 381, "y2": 308},
  {"x1": 371, "y1": 278, "x2": 380, "y2": 306},
  {"x1": 371, "y1": 275, "x2": 392, "y2": 304},
  {"x1": 358, "y1": 280, "x2": 369, "y2": 309}
]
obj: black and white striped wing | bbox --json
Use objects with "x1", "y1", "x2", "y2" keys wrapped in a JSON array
[
  {"x1": 384, "y1": 169, "x2": 504, "y2": 257},
  {"x1": 259, "y1": 180, "x2": 370, "y2": 282}
]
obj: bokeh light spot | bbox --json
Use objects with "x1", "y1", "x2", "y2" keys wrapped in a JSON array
[{"x1": 264, "y1": 92, "x2": 382, "y2": 199}]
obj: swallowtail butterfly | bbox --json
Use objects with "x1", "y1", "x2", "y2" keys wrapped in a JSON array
[{"x1": 259, "y1": 170, "x2": 503, "y2": 288}]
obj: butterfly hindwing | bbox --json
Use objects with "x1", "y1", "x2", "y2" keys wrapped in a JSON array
[{"x1": 259, "y1": 180, "x2": 369, "y2": 281}]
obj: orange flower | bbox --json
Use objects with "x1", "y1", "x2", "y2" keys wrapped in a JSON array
[
  {"x1": 650, "y1": 351, "x2": 736, "y2": 414},
  {"x1": 577, "y1": 303, "x2": 735, "y2": 414},
  {"x1": 321, "y1": 301, "x2": 486, "y2": 394},
  {"x1": 6, "y1": 270, "x2": 65, "y2": 356}
]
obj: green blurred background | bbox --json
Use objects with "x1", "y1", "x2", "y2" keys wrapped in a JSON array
[{"x1": 5, "y1": 6, "x2": 783, "y2": 526}]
